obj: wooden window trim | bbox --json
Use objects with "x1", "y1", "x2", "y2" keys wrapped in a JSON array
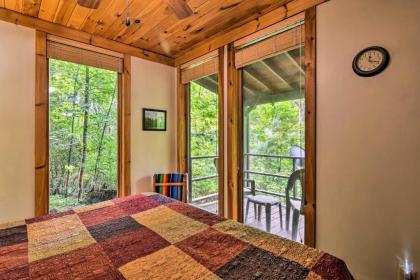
[
  {"x1": 177, "y1": 48, "x2": 225, "y2": 217},
  {"x1": 226, "y1": 7, "x2": 317, "y2": 247},
  {"x1": 35, "y1": 32, "x2": 131, "y2": 216}
]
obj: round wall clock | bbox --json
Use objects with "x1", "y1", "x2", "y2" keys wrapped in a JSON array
[{"x1": 352, "y1": 46, "x2": 390, "y2": 77}]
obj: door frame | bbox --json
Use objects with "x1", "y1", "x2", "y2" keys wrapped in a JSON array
[
  {"x1": 226, "y1": 7, "x2": 317, "y2": 247},
  {"x1": 34, "y1": 31, "x2": 131, "y2": 216},
  {"x1": 177, "y1": 48, "x2": 225, "y2": 216}
]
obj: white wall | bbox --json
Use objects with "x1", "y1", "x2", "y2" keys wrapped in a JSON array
[
  {"x1": 316, "y1": 1, "x2": 420, "y2": 279},
  {"x1": 0, "y1": 21, "x2": 35, "y2": 224},
  {"x1": 0, "y1": 21, "x2": 176, "y2": 223},
  {"x1": 130, "y1": 58, "x2": 177, "y2": 193}
]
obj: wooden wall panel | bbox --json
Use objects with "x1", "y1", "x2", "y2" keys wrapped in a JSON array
[
  {"x1": 226, "y1": 43, "x2": 242, "y2": 221},
  {"x1": 35, "y1": 30, "x2": 49, "y2": 217},
  {"x1": 176, "y1": 67, "x2": 188, "y2": 174},
  {"x1": 119, "y1": 55, "x2": 132, "y2": 197},
  {"x1": 304, "y1": 7, "x2": 316, "y2": 248},
  {"x1": 217, "y1": 47, "x2": 225, "y2": 217}
]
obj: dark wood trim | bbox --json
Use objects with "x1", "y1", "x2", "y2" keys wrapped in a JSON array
[
  {"x1": 304, "y1": 7, "x2": 316, "y2": 248},
  {"x1": 176, "y1": 67, "x2": 188, "y2": 174},
  {"x1": 0, "y1": 7, "x2": 174, "y2": 66},
  {"x1": 217, "y1": 47, "x2": 225, "y2": 217},
  {"x1": 118, "y1": 55, "x2": 132, "y2": 197},
  {"x1": 35, "y1": 30, "x2": 49, "y2": 217}
]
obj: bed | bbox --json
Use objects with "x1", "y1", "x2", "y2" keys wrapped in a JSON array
[{"x1": 0, "y1": 193, "x2": 352, "y2": 279}]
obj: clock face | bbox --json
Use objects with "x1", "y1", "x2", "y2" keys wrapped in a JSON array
[
  {"x1": 357, "y1": 50, "x2": 383, "y2": 72},
  {"x1": 352, "y1": 46, "x2": 389, "y2": 77}
]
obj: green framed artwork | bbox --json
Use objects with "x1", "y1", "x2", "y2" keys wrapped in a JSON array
[{"x1": 143, "y1": 108, "x2": 167, "y2": 131}]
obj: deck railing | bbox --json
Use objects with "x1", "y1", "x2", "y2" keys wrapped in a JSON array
[{"x1": 189, "y1": 153, "x2": 305, "y2": 204}]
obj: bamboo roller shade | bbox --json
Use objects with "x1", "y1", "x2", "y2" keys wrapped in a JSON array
[
  {"x1": 235, "y1": 24, "x2": 304, "y2": 68},
  {"x1": 47, "y1": 41, "x2": 123, "y2": 73},
  {"x1": 181, "y1": 55, "x2": 218, "y2": 84}
]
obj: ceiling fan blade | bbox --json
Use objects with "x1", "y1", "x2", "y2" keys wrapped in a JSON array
[
  {"x1": 164, "y1": 0, "x2": 193, "y2": 19},
  {"x1": 77, "y1": 0, "x2": 102, "y2": 9}
]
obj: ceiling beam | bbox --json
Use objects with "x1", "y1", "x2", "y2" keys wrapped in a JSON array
[
  {"x1": 284, "y1": 52, "x2": 305, "y2": 75},
  {"x1": 0, "y1": 7, "x2": 175, "y2": 66},
  {"x1": 260, "y1": 60, "x2": 292, "y2": 89},
  {"x1": 174, "y1": 0, "x2": 328, "y2": 66},
  {"x1": 243, "y1": 69, "x2": 271, "y2": 91}
]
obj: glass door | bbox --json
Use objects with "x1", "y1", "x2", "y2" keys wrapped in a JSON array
[
  {"x1": 241, "y1": 45, "x2": 306, "y2": 242},
  {"x1": 188, "y1": 74, "x2": 220, "y2": 214}
]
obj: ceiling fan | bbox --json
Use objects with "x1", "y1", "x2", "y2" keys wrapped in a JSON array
[{"x1": 77, "y1": 0, "x2": 193, "y2": 19}]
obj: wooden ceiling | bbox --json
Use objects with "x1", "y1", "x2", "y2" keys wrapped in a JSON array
[{"x1": 0, "y1": 0, "x2": 293, "y2": 61}]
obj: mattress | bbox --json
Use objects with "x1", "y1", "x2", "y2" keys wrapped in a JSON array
[{"x1": 0, "y1": 192, "x2": 352, "y2": 279}]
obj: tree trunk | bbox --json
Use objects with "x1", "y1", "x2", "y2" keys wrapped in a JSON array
[
  {"x1": 91, "y1": 90, "x2": 116, "y2": 192},
  {"x1": 77, "y1": 66, "x2": 90, "y2": 201},
  {"x1": 64, "y1": 68, "x2": 80, "y2": 198}
]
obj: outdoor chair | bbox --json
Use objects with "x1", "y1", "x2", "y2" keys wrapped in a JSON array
[
  {"x1": 289, "y1": 146, "x2": 305, "y2": 170},
  {"x1": 285, "y1": 168, "x2": 305, "y2": 241},
  {"x1": 244, "y1": 179, "x2": 283, "y2": 233}
]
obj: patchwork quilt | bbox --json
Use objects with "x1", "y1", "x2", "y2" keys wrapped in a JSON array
[{"x1": 0, "y1": 193, "x2": 352, "y2": 279}]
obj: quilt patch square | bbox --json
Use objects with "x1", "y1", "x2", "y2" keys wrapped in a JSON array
[
  {"x1": 27, "y1": 214, "x2": 95, "y2": 262},
  {"x1": 213, "y1": 220, "x2": 323, "y2": 268},
  {"x1": 132, "y1": 206, "x2": 208, "y2": 244},
  {"x1": 29, "y1": 244, "x2": 124, "y2": 280},
  {"x1": 78, "y1": 205, "x2": 126, "y2": 227},
  {"x1": 100, "y1": 227, "x2": 170, "y2": 267},
  {"x1": 0, "y1": 225, "x2": 27, "y2": 247},
  {"x1": 26, "y1": 210, "x2": 75, "y2": 225},
  {"x1": 119, "y1": 245, "x2": 218, "y2": 280},
  {"x1": 88, "y1": 216, "x2": 142, "y2": 242},
  {"x1": 167, "y1": 201, "x2": 225, "y2": 226},
  {"x1": 176, "y1": 228, "x2": 248, "y2": 272},
  {"x1": 115, "y1": 195, "x2": 161, "y2": 215},
  {"x1": 216, "y1": 245, "x2": 310, "y2": 280},
  {"x1": 0, "y1": 243, "x2": 28, "y2": 276},
  {"x1": 73, "y1": 200, "x2": 114, "y2": 213},
  {"x1": 311, "y1": 253, "x2": 352, "y2": 280}
]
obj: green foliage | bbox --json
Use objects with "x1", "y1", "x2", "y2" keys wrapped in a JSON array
[
  {"x1": 189, "y1": 77, "x2": 219, "y2": 199},
  {"x1": 49, "y1": 59, "x2": 118, "y2": 212},
  {"x1": 189, "y1": 74, "x2": 305, "y2": 203}
]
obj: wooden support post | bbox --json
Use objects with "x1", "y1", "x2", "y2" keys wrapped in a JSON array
[
  {"x1": 304, "y1": 7, "x2": 317, "y2": 248},
  {"x1": 118, "y1": 55, "x2": 131, "y2": 197},
  {"x1": 35, "y1": 30, "x2": 49, "y2": 217}
]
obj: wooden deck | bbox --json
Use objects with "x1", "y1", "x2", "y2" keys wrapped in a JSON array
[{"x1": 194, "y1": 200, "x2": 304, "y2": 243}]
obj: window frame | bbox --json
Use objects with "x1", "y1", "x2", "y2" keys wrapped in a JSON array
[{"x1": 35, "y1": 31, "x2": 131, "y2": 216}]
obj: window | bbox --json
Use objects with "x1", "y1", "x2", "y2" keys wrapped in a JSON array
[
  {"x1": 48, "y1": 59, "x2": 119, "y2": 212},
  {"x1": 35, "y1": 32, "x2": 130, "y2": 215}
]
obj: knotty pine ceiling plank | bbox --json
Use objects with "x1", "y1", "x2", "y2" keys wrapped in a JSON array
[
  {"x1": 53, "y1": 0, "x2": 77, "y2": 25},
  {"x1": 22, "y1": 0, "x2": 42, "y2": 17},
  {"x1": 5, "y1": 0, "x2": 23, "y2": 12},
  {"x1": 38, "y1": 0, "x2": 60, "y2": 21}
]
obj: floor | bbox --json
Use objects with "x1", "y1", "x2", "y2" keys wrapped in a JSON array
[{"x1": 195, "y1": 200, "x2": 305, "y2": 243}]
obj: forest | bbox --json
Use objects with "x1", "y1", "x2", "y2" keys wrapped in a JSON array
[
  {"x1": 49, "y1": 59, "x2": 118, "y2": 213},
  {"x1": 48, "y1": 59, "x2": 304, "y2": 212},
  {"x1": 189, "y1": 75, "x2": 305, "y2": 203}
]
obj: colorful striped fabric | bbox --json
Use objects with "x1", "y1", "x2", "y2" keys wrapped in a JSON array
[{"x1": 154, "y1": 173, "x2": 186, "y2": 202}]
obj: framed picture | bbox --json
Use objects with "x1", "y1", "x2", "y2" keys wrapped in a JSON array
[{"x1": 143, "y1": 108, "x2": 167, "y2": 131}]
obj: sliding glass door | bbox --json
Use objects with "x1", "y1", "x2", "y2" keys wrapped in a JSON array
[
  {"x1": 48, "y1": 59, "x2": 119, "y2": 213},
  {"x1": 188, "y1": 74, "x2": 220, "y2": 214},
  {"x1": 240, "y1": 35, "x2": 306, "y2": 242}
]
